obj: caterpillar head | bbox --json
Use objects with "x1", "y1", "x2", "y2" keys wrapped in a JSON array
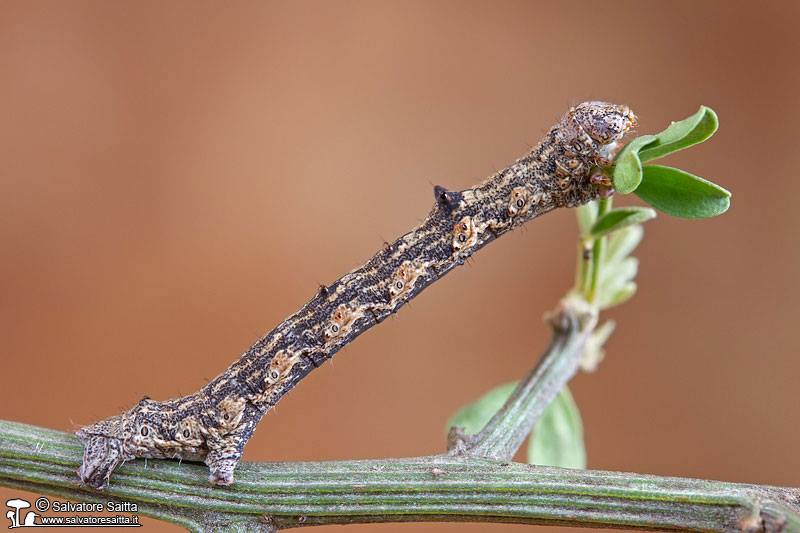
[
  {"x1": 566, "y1": 101, "x2": 637, "y2": 147},
  {"x1": 76, "y1": 398, "x2": 166, "y2": 489},
  {"x1": 76, "y1": 412, "x2": 135, "y2": 489}
]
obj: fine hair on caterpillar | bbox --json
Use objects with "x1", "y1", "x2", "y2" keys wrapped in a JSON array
[{"x1": 77, "y1": 101, "x2": 637, "y2": 490}]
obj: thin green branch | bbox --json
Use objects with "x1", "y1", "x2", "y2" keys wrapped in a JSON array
[
  {"x1": 588, "y1": 196, "x2": 612, "y2": 302},
  {"x1": 1, "y1": 420, "x2": 798, "y2": 532},
  {"x1": 577, "y1": 241, "x2": 593, "y2": 295},
  {"x1": 455, "y1": 306, "x2": 594, "y2": 461}
]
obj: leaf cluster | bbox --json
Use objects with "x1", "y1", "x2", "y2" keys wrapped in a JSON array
[{"x1": 612, "y1": 106, "x2": 729, "y2": 218}]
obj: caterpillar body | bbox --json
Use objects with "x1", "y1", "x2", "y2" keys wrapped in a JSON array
[{"x1": 77, "y1": 101, "x2": 636, "y2": 489}]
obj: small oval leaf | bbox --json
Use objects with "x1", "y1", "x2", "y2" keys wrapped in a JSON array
[
  {"x1": 446, "y1": 382, "x2": 517, "y2": 436},
  {"x1": 599, "y1": 281, "x2": 637, "y2": 310},
  {"x1": 580, "y1": 320, "x2": 615, "y2": 372},
  {"x1": 599, "y1": 256, "x2": 638, "y2": 296},
  {"x1": 590, "y1": 207, "x2": 656, "y2": 240},
  {"x1": 636, "y1": 165, "x2": 731, "y2": 218},
  {"x1": 527, "y1": 387, "x2": 586, "y2": 469},
  {"x1": 639, "y1": 106, "x2": 718, "y2": 162},
  {"x1": 612, "y1": 135, "x2": 657, "y2": 194},
  {"x1": 606, "y1": 224, "x2": 644, "y2": 265}
]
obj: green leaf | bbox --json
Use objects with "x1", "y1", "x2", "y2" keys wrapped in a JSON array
[
  {"x1": 527, "y1": 387, "x2": 586, "y2": 469},
  {"x1": 589, "y1": 320, "x2": 616, "y2": 352},
  {"x1": 639, "y1": 106, "x2": 719, "y2": 162},
  {"x1": 599, "y1": 256, "x2": 638, "y2": 297},
  {"x1": 576, "y1": 201, "x2": 599, "y2": 237},
  {"x1": 446, "y1": 382, "x2": 517, "y2": 435},
  {"x1": 636, "y1": 165, "x2": 731, "y2": 218},
  {"x1": 601, "y1": 255, "x2": 638, "y2": 283},
  {"x1": 580, "y1": 320, "x2": 616, "y2": 372},
  {"x1": 590, "y1": 207, "x2": 656, "y2": 240},
  {"x1": 606, "y1": 224, "x2": 644, "y2": 265},
  {"x1": 599, "y1": 281, "x2": 637, "y2": 310},
  {"x1": 449, "y1": 384, "x2": 587, "y2": 468},
  {"x1": 612, "y1": 135, "x2": 657, "y2": 194}
]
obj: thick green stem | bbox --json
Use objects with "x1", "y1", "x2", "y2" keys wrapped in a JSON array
[{"x1": 1, "y1": 420, "x2": 798, "y2": 532}]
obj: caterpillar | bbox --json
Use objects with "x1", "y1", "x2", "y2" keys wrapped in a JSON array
[{"x1": 77, "y1": 101, "x2": 636, "y2": 489}]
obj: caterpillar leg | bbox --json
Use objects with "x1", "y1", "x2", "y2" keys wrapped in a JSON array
[{"x1": 205, "y1": 439, "x2": 243, "y2": 486}]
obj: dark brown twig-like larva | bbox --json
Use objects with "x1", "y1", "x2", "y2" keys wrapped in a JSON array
[{"x1": 77, "y1": 101, "x2": 637, "y2": 489}]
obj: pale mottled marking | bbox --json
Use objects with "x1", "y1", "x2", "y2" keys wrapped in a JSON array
[
  {"x1": 264, "y1": 350, "x2": 302, "y2": 385},
  {"x1": 215, "y1": 397, "x2": 246, "y2": 433},
  {"x1": 388, "y1": 261, "x2": 428, "y2": 302},
  {"x1": 508, "y1": 187, "x2": 530, "y2": 217},
  {"x1": 324, "y1": 304, "x2": 365, "y2": 342},
  {"x1": 452, "y1": 216, "x2": 479, "y2": 253}
]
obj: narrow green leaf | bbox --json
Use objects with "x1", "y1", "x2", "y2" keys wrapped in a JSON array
[
  {"x1": 606, "y1": 224, "x2": 644, "y2": 265},
  {"x1": 446, "y1": 382, "x2": 517, "y2": 435},
  {"x1": 599, "y1": 281, "x2": 637, "y2": 310},
  {"x1": 639, "y1": 106, "x2": 719, "y2": 162},
  {"x1": 527, "y1": 387, "x2": 586, "y2": 469},
  {"x1": 590, "y1": 320, "x2": 616, "y2": 351},
  {"x1": 601, "y1": 256, "x2": 638, "y2": 284},
  {"x1": 636, "y1": 165, "x2": 731, "y2": 218},
  {"x1": 576, "y1": 201, "x2": 599, "y2": 237},
  {"x1": 599, "y1": 256, "x2": 638, "y2": 302},
  {"x1": 580, "y1": 320, "x2": 615, "y2": 372},
  {"x1": 590, "y1": 207, "x2": 656, "y2": 240},
  {"x1": 612, "y1": 135, "x2": 657, "y2": 194}
]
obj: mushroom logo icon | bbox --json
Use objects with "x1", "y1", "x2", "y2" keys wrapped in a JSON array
[{"x1": 5, "y1": 499, "x2": 38, "y2": 528}]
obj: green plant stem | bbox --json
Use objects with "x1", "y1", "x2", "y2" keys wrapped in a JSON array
[
  {"x1": 576, "y1": 241, "x2": 592, "y2": 295},
  {"x1": 588, "y1": 196, "x2": 612, "y2": 302},
  {"x1": 1, "y1": 420, "x2": 798, "y2": 532},
  {"x1": 457, "y1": 307, "x2": 593, "y2": 461}
]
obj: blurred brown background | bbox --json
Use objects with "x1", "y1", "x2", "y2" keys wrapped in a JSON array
[{"x1": 1, "y1": 1, "x2": 798, "y2": 531}]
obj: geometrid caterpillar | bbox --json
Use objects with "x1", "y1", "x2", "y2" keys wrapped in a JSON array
[{"x1": 77, "y1": 101, "x2": 637, "y2": 489}]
